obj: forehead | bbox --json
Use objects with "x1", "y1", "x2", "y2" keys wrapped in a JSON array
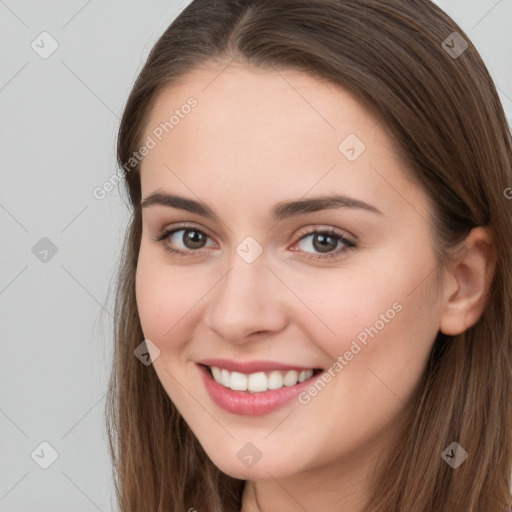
[
  {"x1": 144, "y1": 62, "x2": 382, "y2": 148},
  {"x1": 138, "y1": 62, "x2": 420, "y2": 217}
]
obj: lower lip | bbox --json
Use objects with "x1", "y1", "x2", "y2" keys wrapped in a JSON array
[{"x1": 198, "y1": 363, "x2": 321, "y2": 416}]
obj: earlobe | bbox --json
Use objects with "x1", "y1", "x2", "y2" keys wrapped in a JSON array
[{"x1": 439, "y1": 227, "x2": 496, "y2": 336}]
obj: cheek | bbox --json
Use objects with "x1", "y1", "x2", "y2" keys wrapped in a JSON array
[
  {"x1": 135, "y1": 249, "x2": 200, "y2": 349},
  {"x1": 288, "y1": 252, "x2": 440, "y2": 374}
]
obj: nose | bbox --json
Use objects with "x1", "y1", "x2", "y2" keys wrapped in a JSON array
[{"x1": 203, "y1": 252, "x2": 288, "y2": 345}]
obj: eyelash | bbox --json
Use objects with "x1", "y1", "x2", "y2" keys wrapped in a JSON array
[{"x1": 152, "y1": 224, "x2": 357, "y2": 261}]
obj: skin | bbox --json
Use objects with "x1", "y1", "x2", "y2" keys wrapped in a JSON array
[{"x1": 135, "y1": 61, "x2": 495, "y2": 512}]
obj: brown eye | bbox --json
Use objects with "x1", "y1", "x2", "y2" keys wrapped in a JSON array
[
  {"x1": 293, "y1": 229, "x2": 357, "y2": 261},
  {"x1": 311, "y1": 233, "x2": 339, "y2": 253},
  {"x1": 154, "y1": 226, "x2": 215, "y2": 255},
  {"x1": 181, "y1": 229, "x2": 207, "y2": 249}
]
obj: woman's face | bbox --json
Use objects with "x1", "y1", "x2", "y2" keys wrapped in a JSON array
[{"x1": 135, "y1": 62, "x2": 444, "y2": 482}]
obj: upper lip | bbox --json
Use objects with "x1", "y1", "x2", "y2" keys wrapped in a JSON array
[{"x1": 197, "y1": 358, "x2": 321, "y2": 374}]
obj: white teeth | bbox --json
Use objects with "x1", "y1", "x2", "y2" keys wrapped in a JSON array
[
  {"x1": 230, "y1": 371, "x2": 247, "y2": 391},
  {"x1": 221, "y1": 368, "x2": 230, "y2": 388},
  {"x1": 209, "y1": 366, "x2": 315, "y2": 393},
  {"x1": 268, "y1": 371, "x2": 283, "y2": 390},
  {"x1": 211, "y1": 366, "x2": 222, "y2": 382},
  {"x1": 283, "y1": 370, "x2": 299, "y2": 386},
  {"x1": 248, "y1": 372, "x2": 268, "y2": 392}
]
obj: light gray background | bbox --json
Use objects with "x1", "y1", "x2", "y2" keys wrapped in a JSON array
[{"x1": 1, "y1": 0, "x2": 511, "y2": 510}]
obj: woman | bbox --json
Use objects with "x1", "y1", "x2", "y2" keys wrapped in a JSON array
[{"x1": 105, "y1": 1, "x2": 512, "y2": 510}]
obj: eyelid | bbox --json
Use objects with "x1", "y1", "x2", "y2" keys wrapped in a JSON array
[
  {"x1": 153, "y1": 222, "x2": 357, "y2": 259},
  {"x1": 289, "y1": 226, "x2": 356, "y2": 257},
  {"x1": 152, "y1": 222, "x2": 218, "y2": 250},
  {"x1": 294, "y1": 224, "x2": 356, "y2": 242},
  {"x1": 154, "y1": 222, "x2": 355, "y2": 242},
  {"x1": 154, "y1": 222, "x2": 216, "y2": 241}
]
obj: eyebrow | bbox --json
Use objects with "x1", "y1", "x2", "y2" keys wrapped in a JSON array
[{"x1": 140, "y1": 190, "x2": 383, "y2": 221}]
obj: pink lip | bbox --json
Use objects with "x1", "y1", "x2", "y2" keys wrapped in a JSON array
[
  {"x1": 197, "y1": 357, "x2": 319, "y2": 374},
  {"x1": 197, "y1": 363, "x2": 321, "y2": 416}
]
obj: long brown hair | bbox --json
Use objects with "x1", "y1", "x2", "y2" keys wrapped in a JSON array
[{"x1": 105, "y1": 1, "x2": 512, "y2": 510}]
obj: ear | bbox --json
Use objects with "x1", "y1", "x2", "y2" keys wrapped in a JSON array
[{"x1": 439, "y1": 227, "x2": 496, "y2": 336}]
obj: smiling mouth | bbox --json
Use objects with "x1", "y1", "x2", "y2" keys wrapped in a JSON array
[{"x1": 201, "y1": 364, "x2": 323, "y2": 393}]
